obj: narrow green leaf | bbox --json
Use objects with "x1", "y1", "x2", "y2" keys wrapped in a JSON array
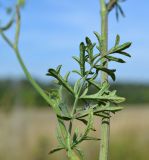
[
  {"x1": 57, "y1": 115, "x2": 72, "y2": 121},
  {"x1": 86, "y1": 37, "x2": 92, "y2": 47},
  {"x1": 73, "y1": 128, "x2": 79, "y2": 144},
  {"x1": 85, "y1": 37, "x2": 95, "y2": 64},
  {"x1": 96, "y1": 46, "x2": 101, "y2": 51},
  {"x1": 75, "y1": 147, "x2": 85, "y2": 160},
  {"x1": 115, "y1": 5, "x2": 119, "y2": 21},
  {"x1": 47, "y1": 68, "x2": 74, "y2": 95},
  {"x1": 56, "y1": 127, "x2": 66, "y2": 148},
  {"x1": 115, "y1": 34, "x2": 120, "y2": 46},
  {"x1": 106, "y1": 55, "x2": 126, "y2": 63},
  {"x1": 74, "y1": 79, "x2": 81, "y2": 95},
  {"x1": 64, "y1": 72, "x2": 70, "y2": 82},
  {"x1": 58, "y1": 119, "x2": 68, "y2": 139},
  {"x1": 66, "y1": 132, "x2": 71, "y2": 151},
  {"x1": 80, "y1": 89, "x2": 125, "y2": 104},
  {"x1": 93, "y1": 53, "x2": 100, "y2": 61},
  {"x1": 109, "y1": 42, "x2": 132, "y2": 54},
  {"x1": 80, "y1": 42, "x2": 86, "y2": 76},
  {"x1": 98, "y1": 81, "x2": 110, "y2": 95},
  {"x1": 88, "y1": 79, "x2": 101, "y2": 90},
  {"x1": 94, "y1": 32, "x2": 101, "y2": 44},
  {"x1": 68, "y1": 121, "x2": 72, "y2": 134},
  {"x1": 94, "y1": 31, "x2": 101, "y2": 51},
  {"x1": 94, "y1": 106, "x2": 124, "y2": 113},
  {"x1": 0, "y1": 18, "x2": 14, "y2": 31},
  {"x1": 80, "y1": 87, "x2": 88, "y2": 97},
  {"x1": 75, "y1": 104, "x2": 111, "y2": 119},
  {"x1": 95, "y1": 65, "x2": 116, "y2": 81},
  {"x1": 115, "y1": 42, "x2": 132, "y2": 52},
  {"x1": 72, "y1": 70, "x2": 82, "y2": 76},
  {"x1": 107, "y1": 106, "x2": 124, "y2": 112},
  {"x1": 117, "y1": 3, "x2": 125, "y2": 17},
  {"x1": 72, "y1": 56, "x2": 81, "y2": 65},
  {"x1": 77, "y1": 118, "x2": 96, "y2": 131},
  {"x1": 94, "y1": 112, "x2": 111, "y2": 118},
  {"x1": 82, "y1": 108, "x2": 94, "y2": 137},
  {"x1": 84, "y1": 136, "x2": 100, "y2": 141},
  {"x1": 118, "y1": 51, "x2": 131, "y2": 57},
  {"x1": 49, "y1": 147, "x2": 64, "y2": 154},
  {"x1": 56, "y1": 65, "x2": 62, "y2": 73}
]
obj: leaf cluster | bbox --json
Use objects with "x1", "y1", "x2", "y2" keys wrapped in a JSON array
[{"x1": 46, "y1": 32, "x2": 131, "y2": 158}]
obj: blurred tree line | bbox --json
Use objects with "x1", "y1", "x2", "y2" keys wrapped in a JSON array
[{"x1": 0, "y1": 79, "x2": 149, "y2": 111}]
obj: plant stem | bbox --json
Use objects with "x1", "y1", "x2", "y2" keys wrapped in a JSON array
[
  {"x1": 99, "y1": 0, "x2": 110, "y2": 160},
  {"x1": 67, "y1": 151, "x2": 80, "y2": 160},
  {"x1": 0, "y1": 6, "x2": 61, "y2": 115},
  {"x1": 13, "y1": 47, "x2": 61, "y2": 115},
  {"x1": 71, "y1": 97, "x2": 79, "y2": 116},
  {"x1": 69, "y1": 97, "x2": 80, "y2": 160}
]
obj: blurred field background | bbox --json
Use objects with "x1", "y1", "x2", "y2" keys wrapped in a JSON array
[{"x1": 0, "y1": 80, "x2": 149, "y2": 160}]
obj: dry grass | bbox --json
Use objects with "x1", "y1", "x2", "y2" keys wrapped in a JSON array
[{"x1": 0, "y1": 106, "x2": 149, "y2": 160}]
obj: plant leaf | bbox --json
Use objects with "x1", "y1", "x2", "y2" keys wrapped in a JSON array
[
  {"x1": 82, "y1": 109, "x2": 93, "y2": 137},
  {"x1": 80, "y1": 87, "x2": 88, "y2": 97},
  {"x1": 47, "y1": 68, "x2": 74, "y2": 95},
  {"x1": 85, "y1": 37, "x2": 95, "y2": 64},
  {"x1": 115, "y1": 34, "x2": 120, "y2": 46},
  {"x1": 56, "y1": 65, "x2": 62, "y2": 73},
  {"x1": 74, "y1": 79, "x2": 81, "y2": 95},
  {"x1": 117, "y1": 3, "x2": 125, "y2": 17},
  {"x1": 106, "y1": 55, "x2": 126, "y2": 63},
  {"x1": 80, "y1": 42, "x2": 86, "y2": 76},
  {"x1": 77, "y1": 118, "x2": 96, "y2": 131},
  {"x1": 75, "y1": 147, "x2": 85, "y2": 160},
  {"x1": 73, "y1": 128, "x2": 79, "y2": 144},
  {"x1": 84, "y1": 136, "x2": 100, "y2": 141},
  {"x1": 109, "y1": 42, "x2": 132, "y2": 54},
  {"x1": 0, "y1": 18, "x2": 14, "y2": 31},
  {"x1": 80, "y1": 89, "x2": 125, "y2": 104},
  {"x1": 64, "y1": 72, "x2": 70, "y2": 82},
  {"x1": 72, "y1": 70, "x2": 82, "y2": 76},
  {"x1": 94, "y1": 31, "x2": 101, "y2": 51},
  {"x1": 49, "y1": 147, "x2": 64, "y2": 154},
  {"x1": 73, "y1": 56, "x2": 80, "y2": 65},
  {"x1": 95, "y1": 65, "x2": 116, "y2": 81},
  {"x1": 118, "y1": 51, "x2": 131, "y2": 57}
]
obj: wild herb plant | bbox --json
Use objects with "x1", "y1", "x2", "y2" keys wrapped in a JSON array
[{"x1": 0, "y1": 0, "x2": 131, "y2": 160}]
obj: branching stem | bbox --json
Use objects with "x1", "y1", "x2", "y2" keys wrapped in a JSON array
[{"x1": 107, "y1": 0, "x2": 117, "y2": 12}]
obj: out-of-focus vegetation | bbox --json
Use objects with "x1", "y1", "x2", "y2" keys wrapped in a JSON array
[
  {"x1": 0, "y1": 108, "x2": 149, "y2": 160},
  {"x1": 0, "y1": 79, "x2": 149, "y2": 111}
]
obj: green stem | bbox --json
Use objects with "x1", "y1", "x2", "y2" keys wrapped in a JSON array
[
  {"x1": 14, "y1": 47, "x2": 61, "y2": 115},
  {"x1": 1, "y1": 6, "x2": 61, "y2": 115},
  {"x1": 99, "y1": 0, "x2": 110, "y2": 160},
  {"x1": 67, "y1": 151, "x2": 80, "y2": 160},
  {"x1": 71, "y1": 96, "x2": 79, "y2": 116},
  {"x1": 71, "y1": 55, "x2": 106, "y2": 116}
]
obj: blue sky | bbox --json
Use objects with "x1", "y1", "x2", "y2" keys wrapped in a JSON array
[{"x1": 0, "y1": 0, "x2": 149, "y2": 83}]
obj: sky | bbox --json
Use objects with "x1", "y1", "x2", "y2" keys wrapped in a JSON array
[{"x1": 0, "y1": 0, "x2": 149, "y2": 83}]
